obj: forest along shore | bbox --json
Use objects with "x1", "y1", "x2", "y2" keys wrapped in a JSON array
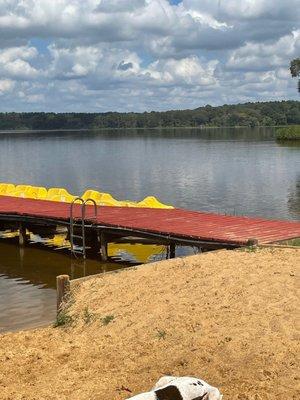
[
  {"x1": 0, "y1": 248, "x2": 299, "y2": 400},
  {"x1": 0, "y1": 100, "x2": 299, "y2": 130}
]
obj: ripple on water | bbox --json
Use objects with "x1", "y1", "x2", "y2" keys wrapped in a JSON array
[{"x1": 0, "y1": 275, "x2": 56, "y2": 333}]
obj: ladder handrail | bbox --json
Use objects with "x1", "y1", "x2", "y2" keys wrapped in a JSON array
[
  {"x1": 70, "y1": 197, "x2": 85, "y2": 259},
  {"x1": 69, "y1": 197, "x2": 98, "y2": 260},
  {"x1": 83, "y1": 198, "x2": 98, "y2": 220},
  {"x1": 82, "y1": 198, "x2": 98, "y2": 259}
]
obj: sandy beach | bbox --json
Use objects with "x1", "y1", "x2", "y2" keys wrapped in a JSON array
[{"x1": 0, "y1": 247, "x2": 299, "y2": 400}]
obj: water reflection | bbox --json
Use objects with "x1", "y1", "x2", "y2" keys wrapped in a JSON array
[{"x1": 0, "y1": 126, "x2": 277, "y2": 141}]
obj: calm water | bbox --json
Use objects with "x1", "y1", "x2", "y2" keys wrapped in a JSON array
[{"x1": 0, "y1": 127, "x2": 299, "y2": 332}]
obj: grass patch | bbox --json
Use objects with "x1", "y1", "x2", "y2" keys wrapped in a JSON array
[
  {"x1": 54, "y1": 309, "x2": 73, "y2": 327},
  {"x1": 100, "y1": 315, "x2": 115, "y2": 326},
  {"x1": 83, "y1": 307, "x2": 95, "y2": 324},
  {"x1": 239, "y1": 245, "x2": 258, "y2": 253},
  {"x1": 53, "y1": 295, "x2": 75, "y2": 328},
  {"x1": 276, "y1": 126, "x2": 300, "y2": 140},
  {"x1": 246, "y1": 245, "x2": 258, "y2": 252},
  {"x1": 156, "y1": 329, "x2": 167, "y2": 340},
  {"x1": 276, "y1": 238, "x2": 300, "y2": 247}
]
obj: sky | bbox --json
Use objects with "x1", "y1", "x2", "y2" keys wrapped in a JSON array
[{"x1": 0, "y1": 0, "x2": 299, "y2": 112}]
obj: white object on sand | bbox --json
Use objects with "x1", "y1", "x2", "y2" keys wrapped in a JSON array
[{"x1": 128, "y1": 376, "x2": 223, "y2": 399}]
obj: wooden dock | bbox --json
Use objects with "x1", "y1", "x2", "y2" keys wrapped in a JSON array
[{"x1": 0, "y1": 196, "x2": 299, "y2": 258}]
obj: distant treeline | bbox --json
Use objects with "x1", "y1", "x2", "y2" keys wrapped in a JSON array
[{"x1": 1, "y1": 101, "x2": 300, "y2": 130}]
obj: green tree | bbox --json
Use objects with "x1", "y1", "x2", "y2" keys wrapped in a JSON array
[{"x1": 290, "y1": 58, "x2": 300, "y2": 92}]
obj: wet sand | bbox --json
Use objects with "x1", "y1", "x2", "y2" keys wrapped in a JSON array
[{"x1": 0, "y1": 248, "x2": 299, "y2": 399}]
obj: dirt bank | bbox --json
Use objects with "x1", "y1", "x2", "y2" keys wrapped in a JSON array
[{"x1": 0, "y1": 248, "x2": 299, "y2": 400}]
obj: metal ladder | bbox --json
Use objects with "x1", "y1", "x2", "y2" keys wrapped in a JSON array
[{"x1": 69, "y1": 198, "x2": 97, "y2": 259}]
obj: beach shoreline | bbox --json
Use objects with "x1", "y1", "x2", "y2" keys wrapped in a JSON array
[{"x1": 0, "y1": 248, "x2": 299, "y2": 399}]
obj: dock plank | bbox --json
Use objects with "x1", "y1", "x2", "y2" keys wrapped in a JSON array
[{"x1": 0, "y1": 196, "x2": 299, "y2": 245}]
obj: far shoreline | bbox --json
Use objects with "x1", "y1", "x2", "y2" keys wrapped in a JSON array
[{"x1": 0, "y1": 125, "x2": 289, "y2": 134}]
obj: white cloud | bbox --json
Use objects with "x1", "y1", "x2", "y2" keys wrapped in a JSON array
[
  {"x1": 0, "y1": 79, "x2": 15, "y2": 95},
  {"x1": 0, "y1": 46, "x2": 39, "y2": 79},
  {"x1": 0, "y1": 0, "x2": 298, "y2": 111},
  {"x1": 146, "y1": 56, "x2": 218, "y2": 86},
  {"x1": 227, "y1": 30, "x2": 300, "y2": 72},
  {"x1": 48, "y1": 44, "x2": 142, "y2": 83},
  {"x1": 0, "y1": 1, "x2": 299, "y2": 51},
  {"x1": 183, "y1": 0, "x2": 300, "y2": 21}
]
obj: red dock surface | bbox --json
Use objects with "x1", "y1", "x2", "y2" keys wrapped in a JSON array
[{"x1": 0, "y1": 195, "x2": 299, "y2": 245}]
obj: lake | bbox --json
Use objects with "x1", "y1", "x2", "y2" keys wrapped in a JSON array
[{"x1": 0, "y1": 127, "x2": 299, "y2": 332}]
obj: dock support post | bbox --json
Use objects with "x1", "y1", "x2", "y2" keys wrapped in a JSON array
[
  {"x1": 169, "y1": 243, "x2": 176, "y2": 259},
  {"x1": 19, "y1": 223, "x2": 28, "y2": 247},
  {"x1": 56, "y1": 275, "x2": 70, "y2": 312},
  {"x1": 100, "y1": 232, "x2": 108, "y2": 262},
  {"x1": 90, "y1": 231, "x2": 100, "y2": 255}
]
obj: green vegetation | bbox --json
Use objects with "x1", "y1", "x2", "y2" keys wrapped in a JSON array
[
  {"x1": 54, "y1": 309, "x2": 73, "y2": 327},
  {"x1": 156, "y1": 329, "x2": 167, "y2": 340},
  {"x1": 0, "y1": 101, "x2": 299, "y2": 130},
  {"x1": 83, "y1": 307, "x2": 95, "y2": 324},
  {"x1": 276, "y1": 126, "x2": 300, "y2": 140},
  {"x1": 278, "y1": 238, "x2": 300, "y2": 247},
  {"x1": 245, "y1": 246, "x2": 258, "y2": 253},
  {"x1": 239, "y1": 245, "x2": 258, "y2": 253},
  {"x1": 100, "y1": 315, "x2": 115, "y2": 326}
]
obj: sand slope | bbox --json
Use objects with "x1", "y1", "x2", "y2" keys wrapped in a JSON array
[{"x1": 0, "y1": 248, "x2": 299, "y2": 400}]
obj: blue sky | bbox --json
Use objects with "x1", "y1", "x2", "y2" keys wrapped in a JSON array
[
  {"x1": 29, "y1": 39, "x2": 52, "y2": 55},
  {"x1": 0, "y1": 0, "x2": 299, "y2": 112}
]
